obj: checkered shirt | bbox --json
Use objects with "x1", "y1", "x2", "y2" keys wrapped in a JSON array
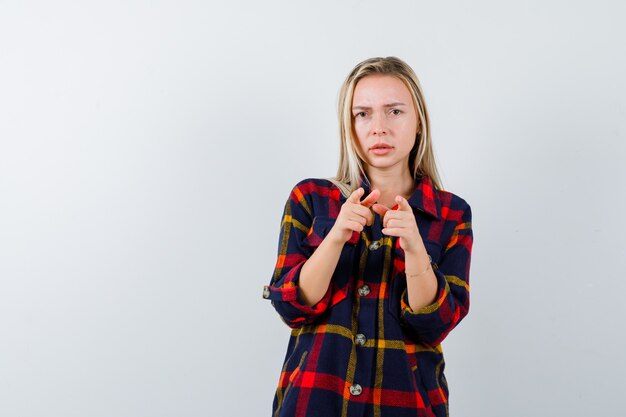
[{"x1": 263, "y1": 174, "x2": 473, "y2": 417}]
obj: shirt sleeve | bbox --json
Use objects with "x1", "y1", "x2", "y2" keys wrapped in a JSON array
[
  {"x1": 262, "y1": 182, "x2": 334, "y2": 329},
  {"x1": 399, "y1": 203, "x2": 473, "y2": 348}
]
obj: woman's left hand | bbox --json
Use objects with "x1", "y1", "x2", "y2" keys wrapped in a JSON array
[{"x1": 372, "y1": 196, "x2": 424, "y2": 254}]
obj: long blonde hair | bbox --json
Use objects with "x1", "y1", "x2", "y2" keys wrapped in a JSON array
[{"x1": 327, "y1": 56, "x2": 443, "y2": 197}]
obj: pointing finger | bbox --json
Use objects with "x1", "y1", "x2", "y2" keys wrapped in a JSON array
[
  {"x1": 395, "y1": 195, "x2": 412, "y2": 211},
  {"x1": 360, "y1": 189, "x2": 380, "y2": 208},
  {"x1": 348, "y1": 187, "x2": 364, "y2": 204}
]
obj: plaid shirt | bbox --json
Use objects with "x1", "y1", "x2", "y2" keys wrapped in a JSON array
[{"x1": 263, "y1": 174, "x2": 473, "y2": 417}]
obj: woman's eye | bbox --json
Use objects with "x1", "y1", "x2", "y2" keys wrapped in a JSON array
[
  {"x1": 391, "y1": 109, "x2": 402, "y2": 116},
  {"x1": 355, "y1": 112, "x2": 367, "y2": 118}
]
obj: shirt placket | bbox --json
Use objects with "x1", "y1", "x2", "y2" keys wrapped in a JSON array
[{"x1": 348, "y1": 212, "x2": 389, "y2": 415}]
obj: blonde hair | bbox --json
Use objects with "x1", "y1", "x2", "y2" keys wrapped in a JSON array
[{"x1": 327, "y1": 56, "x2": 443, "y2": 197}]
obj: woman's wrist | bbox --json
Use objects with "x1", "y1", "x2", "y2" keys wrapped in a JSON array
[
  {"x1": 404, "y1": 244, "x2": 432, "y2": 279},
  {"x1": 406, "y1": 254, "x2": 432, "y2": 278}
]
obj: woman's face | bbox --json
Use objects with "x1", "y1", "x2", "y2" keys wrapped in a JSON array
[{"x1": 352, "y1": 75, "x2": 419, "y2": 172}]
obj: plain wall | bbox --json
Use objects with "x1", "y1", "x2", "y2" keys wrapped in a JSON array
[{"x1": 1, "y1": 1, "x2": 625, "y2": 416}]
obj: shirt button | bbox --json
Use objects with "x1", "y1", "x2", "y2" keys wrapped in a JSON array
[
  {"x1": 354, "y1": 333, "x2": 367, "y2": 346},
  {"x1": 357, "y1": 285, "x2": 370, "y2": 297},
  {"x1": 262, "y1": 286, "x2": 270, "y2": 299},
  {"x1": 350, "y1": 384, "x2": 362, "y2": 396},
  {"x1": 368, "y1": 241, "x2": 381, "y2": 251}
]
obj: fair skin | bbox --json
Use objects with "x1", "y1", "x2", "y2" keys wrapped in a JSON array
[{"x1": 299, "y1": 75, "x2": 437, "y2": 311}]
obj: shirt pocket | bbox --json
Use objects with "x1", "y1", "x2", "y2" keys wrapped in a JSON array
[
  {"x1": 302, "y1": 216, "x2": 354, "y2": 309},
  {"x1": 288, "y1": 350, "x2": 309, "y2": 387},
  {"x1": 302, "y1": 216, "x2": 335, "y2": 248},
  {"x1": 281, "y1": 349, "x2": 309, "y2": 407},
  {"x1": 415, "y1": 350, "x2": 449, "y2": 407}
]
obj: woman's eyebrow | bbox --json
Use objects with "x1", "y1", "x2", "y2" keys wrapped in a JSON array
[
  {"x1": 383, "y1": 102, "x2": 407, "y2": 107},
  {"x1": 352, "y1": 102, "x2": 407, "y2": 111}
]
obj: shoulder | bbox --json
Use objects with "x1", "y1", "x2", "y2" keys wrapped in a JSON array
[
  {"x1": 436, "y1": 188, "x2": 471, "y2": 211},
  {"x1": 287, "y1": 178, "x2": 343, "y2": 218},
  {"x1": 434, "y1": 187, "x2": 472, "y2": 222},
  {"x1": 290, "y1": 177, "x2": 341, "y2": 200},
  {"x1": 292, "y1": 177, "x2": 338, "y2": 191}
]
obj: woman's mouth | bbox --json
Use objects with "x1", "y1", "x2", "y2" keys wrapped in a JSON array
[{"x1": 370, "y1": 145, "x2": 393, "y2": 155}]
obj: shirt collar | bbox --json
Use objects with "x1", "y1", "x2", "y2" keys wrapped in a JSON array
[{"x1": 358, "y1": 173, "x2": 441, "y2": 220}]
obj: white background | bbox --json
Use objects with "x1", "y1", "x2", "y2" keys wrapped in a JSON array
[{"x1": 1, "y1": 1, "x2": 625, "y2": 416}]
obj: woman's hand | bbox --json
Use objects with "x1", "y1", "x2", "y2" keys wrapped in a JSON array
[
  {"x1": 373, "y1": 196, "x2": 424, "y2": 254},
  {"x1": 326, "y1": 187, "x2": 380, "y2": 245}
]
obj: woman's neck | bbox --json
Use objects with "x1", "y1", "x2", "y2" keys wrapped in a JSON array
[{"x1": 366, "y1": 166, "x2": 416, "y2": 202}]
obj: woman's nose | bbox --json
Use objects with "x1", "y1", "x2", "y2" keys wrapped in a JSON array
[{"x1": 372, "y1": 113, "x2": 387, "y2": 135}]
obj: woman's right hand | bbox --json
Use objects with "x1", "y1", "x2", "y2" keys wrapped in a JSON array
[{"x1": 326, "y1": 187, "x2": 380, "y2": 245}]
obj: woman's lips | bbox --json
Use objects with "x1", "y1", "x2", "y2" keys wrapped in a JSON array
[{"x1": 370, "y1": 147, "x2": 393, "y2": 155}]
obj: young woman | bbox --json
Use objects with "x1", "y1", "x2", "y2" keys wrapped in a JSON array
[{"x1": 263, "y1": 56, "x2": 473, "y2": 417}]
